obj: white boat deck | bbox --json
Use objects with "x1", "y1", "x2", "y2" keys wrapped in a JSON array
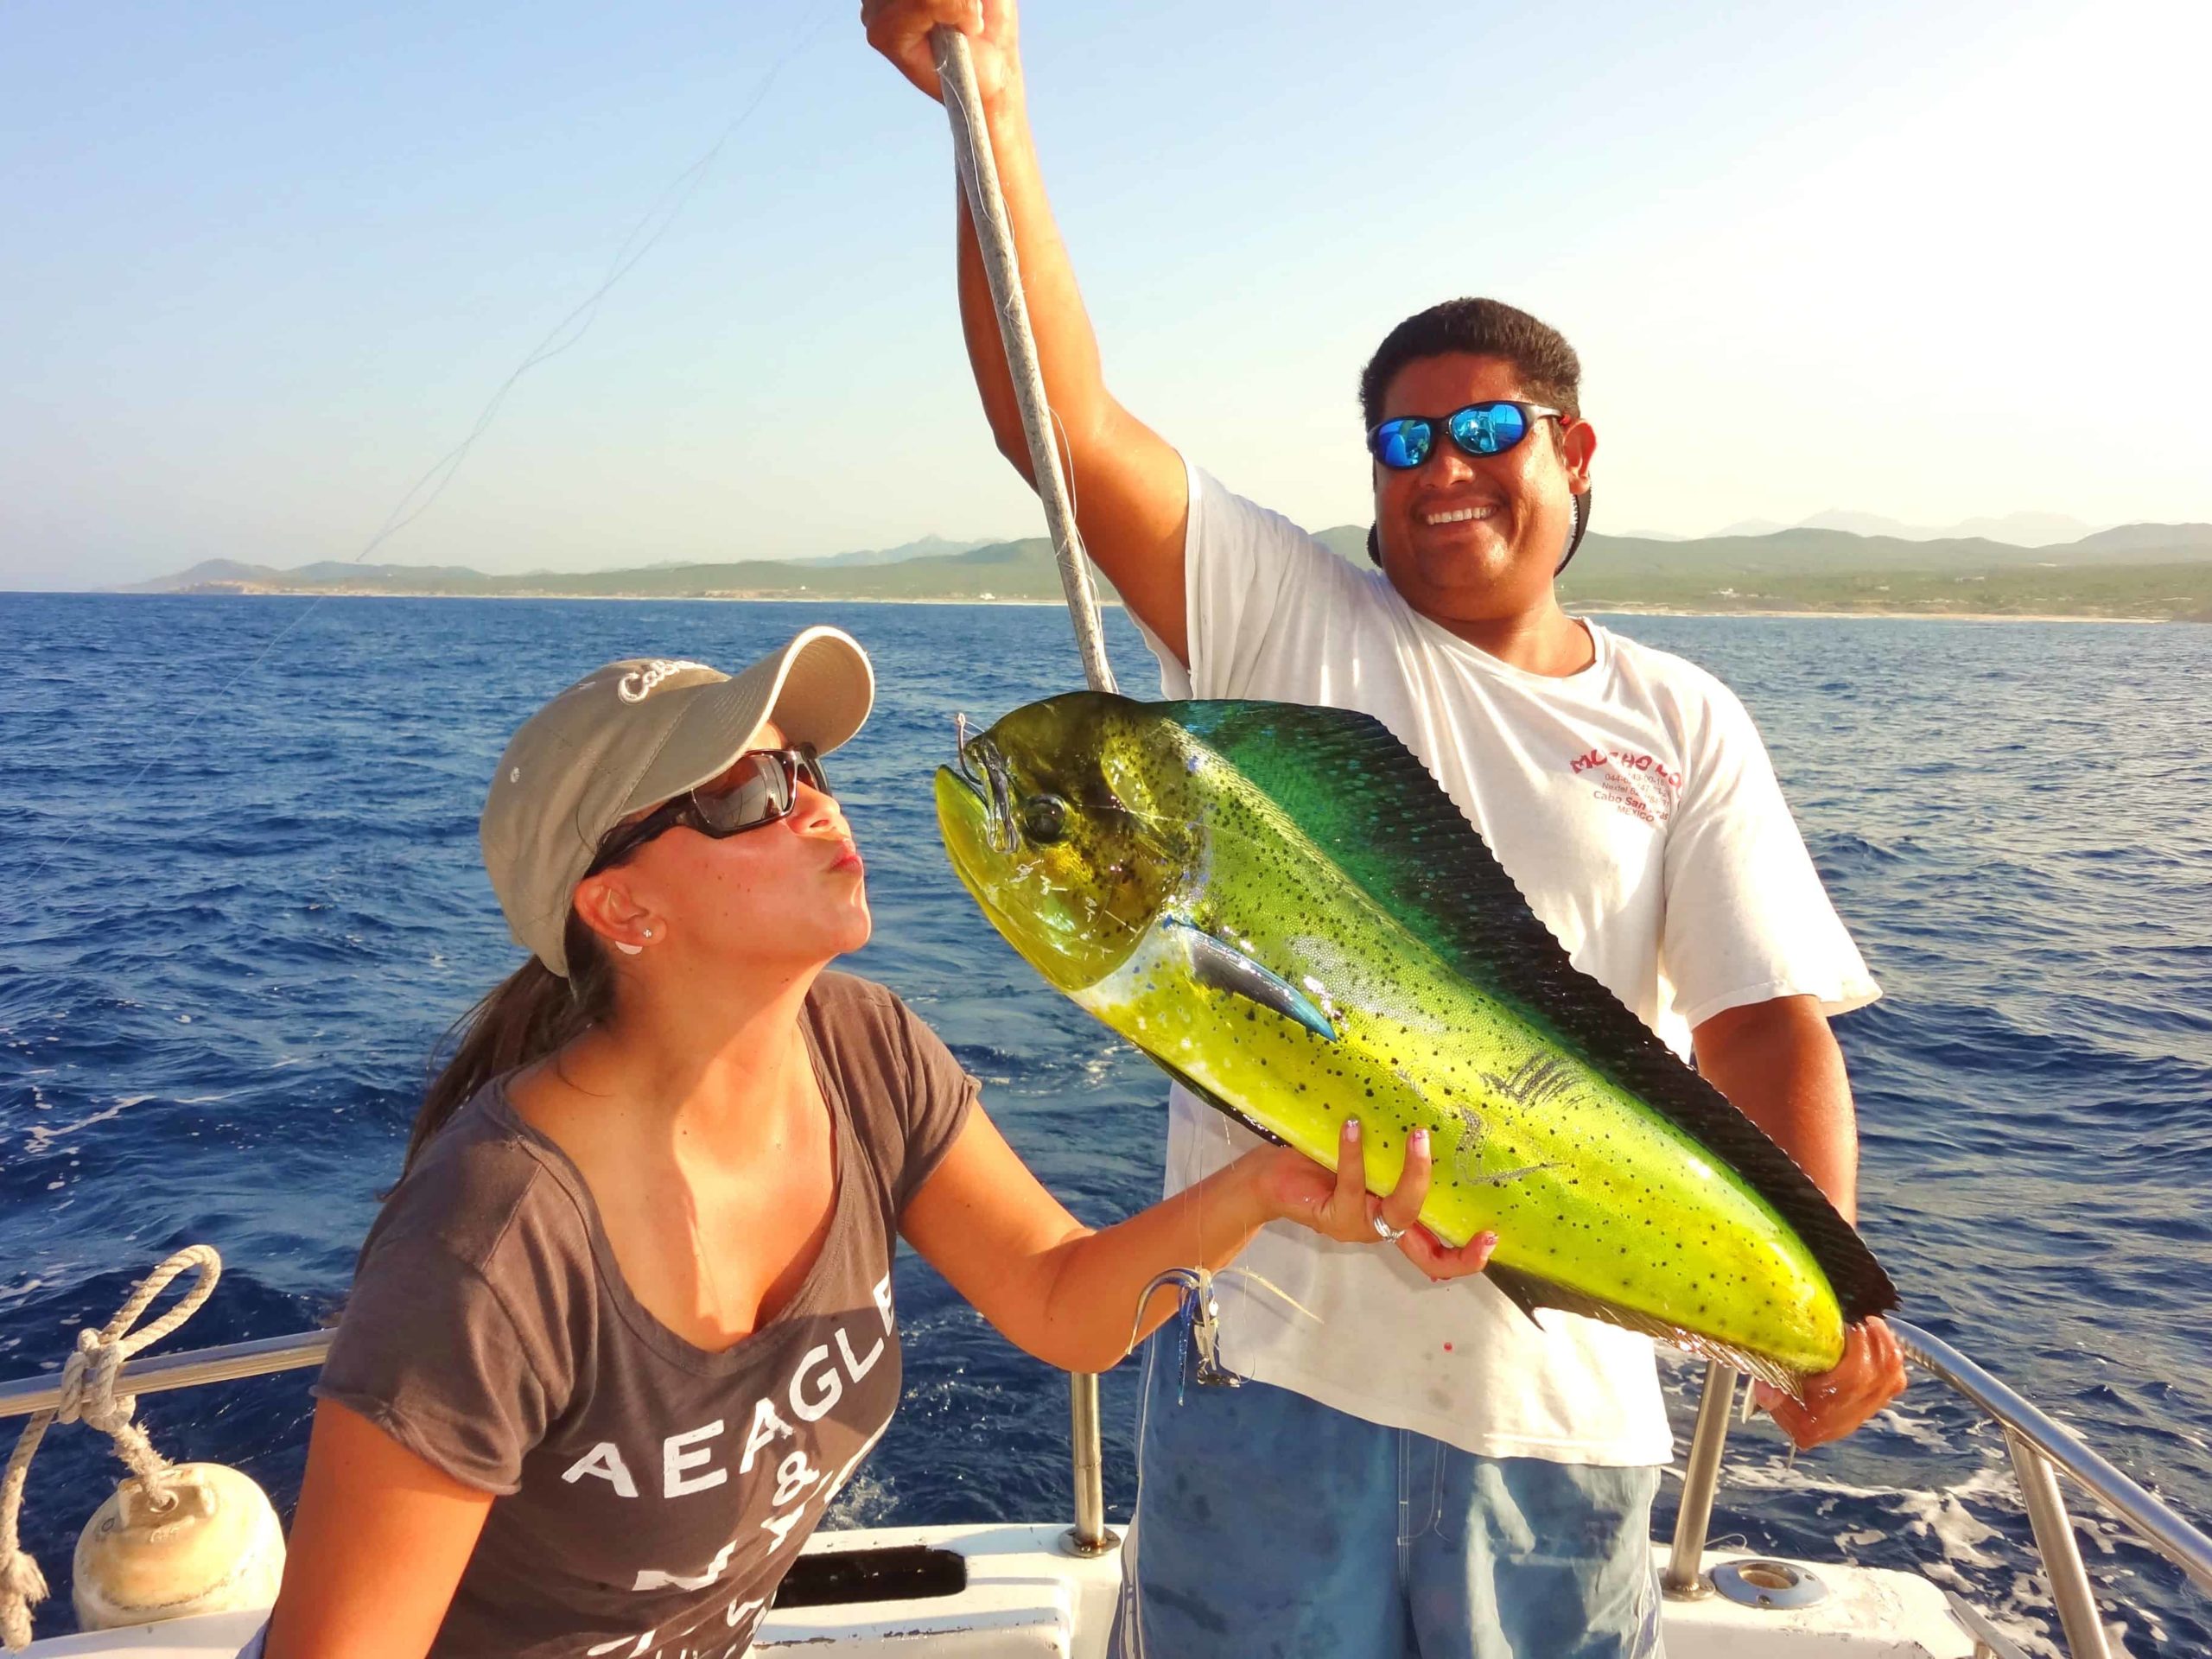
[
  {"x1": 14, "y1": 1317, "x2": 2202, "y2": 1656},
  {"x1": 20, "y1": 1521, "x2": 1980, "y2": 1657}
]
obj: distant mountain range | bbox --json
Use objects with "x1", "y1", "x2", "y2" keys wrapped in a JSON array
[
  {"x1": 122, "y1": 540, "x2": 1099, "y2": 604},
  {"x1": 1705, "y1": 510, "x2": 2104, "y2": 546},
  {"x1": 1551, "y1": 521, "x2": 2212, "y2": 622},
  {"x1": 1568, "y1": 520, "x2": 2212, "y2": 576},
  {"x1": 786, "y1": 535, "x2": 996, "y2": 568},
  {"x1": 115, "y1": 520, "x2": 2212, "y2": 621}
]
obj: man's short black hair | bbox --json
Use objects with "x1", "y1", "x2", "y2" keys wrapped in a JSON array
[{"x1": 1357, "y1": 297, "x2": 1582, "y2": 432}]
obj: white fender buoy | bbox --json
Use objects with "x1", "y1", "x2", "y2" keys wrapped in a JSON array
[{"x1": 71, "y1": 1465, "x2": 284, "y2": 1631}]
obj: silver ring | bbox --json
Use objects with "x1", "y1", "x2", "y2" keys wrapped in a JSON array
[{"x1": 1370, "y1": 1214, "x2": 1406, "y2": 1243}]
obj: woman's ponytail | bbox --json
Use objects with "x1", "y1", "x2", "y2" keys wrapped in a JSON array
[{"x1": 404, "y1": 915, "x2": 614, "y2": 1175}]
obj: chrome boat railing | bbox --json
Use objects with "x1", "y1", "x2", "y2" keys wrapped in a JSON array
[
  {"x1": 1662, "y1": 1318, "x2": 2212, "y2": 1659},
  {"x1": 1064, "y1": 1372, "x2": 1116, "y2": 1557},
  {"x1": 8, "y1": 1319, "x2": 2209, "y2": 1653},
  {"x1": 0, "y1": 1331, "x2": 332, "y2": 1421},
  {"x1": 0, "y1": 1336, "x2": 1112, "y2": 1560}
]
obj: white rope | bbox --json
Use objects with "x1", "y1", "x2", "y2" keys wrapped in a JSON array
[{"x1": 0, "y1": 1246, "x2": 221, "y2": 1651}]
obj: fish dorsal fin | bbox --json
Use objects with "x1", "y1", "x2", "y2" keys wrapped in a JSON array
[{"x1": 1158, "y1": 697, "x2": 1897, "y2": 1326}]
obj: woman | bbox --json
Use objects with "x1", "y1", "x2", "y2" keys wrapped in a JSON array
[{"x1": 259, "y1": 626, "x2": 1495, "y2": 1658}]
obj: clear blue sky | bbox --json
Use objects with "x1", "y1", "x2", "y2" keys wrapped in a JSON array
[{"x1": 4, "y1": 0, "x2": 2205, "y2": 588}]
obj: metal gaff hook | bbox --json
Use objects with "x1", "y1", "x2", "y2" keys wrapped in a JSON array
[
  {"x1": 1126, "y1": 1267, "x2": 1243, "y2": 1391},
  {"x1": 953, "y1": 711, "x2": 982, "y2": 786},
  {"x1": 952, "y1": 713, "x2": 1017, "y2": 854}
]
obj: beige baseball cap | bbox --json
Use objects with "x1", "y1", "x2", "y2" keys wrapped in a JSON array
[{"x1": 481, "y1": 626, "x2": 874, "y2": 975}]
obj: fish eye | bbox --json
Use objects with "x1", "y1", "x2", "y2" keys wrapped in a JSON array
[{"x1": 1020, "y1": 794, "x2": 1070, "y2": 844}]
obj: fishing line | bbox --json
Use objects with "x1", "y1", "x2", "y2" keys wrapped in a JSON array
[
  {"x1": 16, "y1": 0, "x2": 835, "y2": 903},
  {"x1": 1122, "y1": 1320, "x2": 1161, "y2": 1658},
  {"x1": 1212, "y1": 1265, "x2": 1320, "y2": 1326},
  {"x1": 1051, "y1": 404, "x2": 1079, "y2": 522}
]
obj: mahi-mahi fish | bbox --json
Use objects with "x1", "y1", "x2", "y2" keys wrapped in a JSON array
[{"x1": 934, "y1": 692, "x2": 1897, "y2": 1393}]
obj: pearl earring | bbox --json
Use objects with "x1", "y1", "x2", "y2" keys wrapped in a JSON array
[{"x1": 642, "y1": 928, "x2": 653, "y2": 938}]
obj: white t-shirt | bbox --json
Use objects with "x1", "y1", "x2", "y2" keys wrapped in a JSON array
[{"x1": 1138, "y1": 461, "x2": 1880, "y2": 1466}]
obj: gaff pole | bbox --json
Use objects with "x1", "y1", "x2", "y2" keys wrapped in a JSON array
[
  {"x1": 929, "y1": 27, "x2": 1118, "y2": 697},
  {"x1": 928, "y1": 27, "x2": 1121, "y2": 1561}
]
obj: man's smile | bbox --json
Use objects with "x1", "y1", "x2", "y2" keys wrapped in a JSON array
[{"x1": 1421, "y1": 504, "x2": 1500, "y2": 527}]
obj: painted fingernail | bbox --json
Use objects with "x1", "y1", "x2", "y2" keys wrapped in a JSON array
[
  {"x1": 1478, "y1": 1232, "x2": 1499, "y2": 1249},
  {"x1": 1410, "y1": 1128, "x2": 1429, "y2": 1154},
  {"x1": 1344, "y1": 1117, "x2": 1361, "y2": 1141}
]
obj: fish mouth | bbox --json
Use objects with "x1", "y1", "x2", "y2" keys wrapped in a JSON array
[
  {"x1": 934, "y1": 739, "x2": 1054, "y2": 973},
  {"x1": 951, "y1": 712, "x2": 1020, "y2": 854},
  {"x1": 933, "y1": 706, "x2": 1163, "y2": 996},
  {"x1": 935, "y1": 751, "x2": 1135, "y2": 998}
]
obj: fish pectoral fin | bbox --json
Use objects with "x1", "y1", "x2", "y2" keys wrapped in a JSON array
[{"x1": 1165, "y1": 918, "x2": 1339, "y2": 1042}]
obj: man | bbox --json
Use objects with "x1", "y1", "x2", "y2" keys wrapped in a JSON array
[{"x1": 867, "y1": 4, "x2": 1909, "y2": 1655}]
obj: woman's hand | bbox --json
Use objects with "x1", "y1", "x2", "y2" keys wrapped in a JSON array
[
  {"x1": 1243, "y1": 1119, "x2": 1498, "y2": 1283},
  {"x1": 862, "y1": 0, "x2": 1021, "y2": 106}
]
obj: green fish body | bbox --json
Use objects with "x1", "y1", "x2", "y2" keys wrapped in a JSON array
[{"x1": 935, "y1": 692, "x2": 1897, "y2": 1390}]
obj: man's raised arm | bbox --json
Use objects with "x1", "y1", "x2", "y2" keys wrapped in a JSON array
[{"x1": 865, "y1": 0, "x2": 1194, "y2": 663}]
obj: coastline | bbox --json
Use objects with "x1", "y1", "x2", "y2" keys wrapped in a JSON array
[
  {"x1": 90, "y1": 588, "x2": 1105, "y2": 608},
  {"x1": 1579, "y1": 605, "x2": 2171, "y2": 626},
  {"x1": 65, "y1": 588, "x2": 2189, "y2": 624}
]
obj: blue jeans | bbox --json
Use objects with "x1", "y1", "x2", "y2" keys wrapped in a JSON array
[{"x1": 1109, "y1": 1328, "x2": 1664, "y2": 1659}]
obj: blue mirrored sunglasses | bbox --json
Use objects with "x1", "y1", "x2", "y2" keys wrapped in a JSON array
[{"x1": 1368, "y1": 402, "x2": 1563, "y2": 470}]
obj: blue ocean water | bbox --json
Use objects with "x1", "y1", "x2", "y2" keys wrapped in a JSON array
[{"x1": 2, "y1": 594, "x2": 2207, "y2": 1655}]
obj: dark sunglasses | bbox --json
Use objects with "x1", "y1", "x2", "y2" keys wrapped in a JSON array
[
  {"x1": 1368, "y1": 402, "x2": 1563, "y2": 470},
  {"x1": 588, "y1": 747, "x2": 829, "y2": 874}
]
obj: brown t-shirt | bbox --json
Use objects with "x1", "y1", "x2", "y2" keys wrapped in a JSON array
[{"x1": 317, "y1": 973, "x2": 976, "y2": 1658}]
